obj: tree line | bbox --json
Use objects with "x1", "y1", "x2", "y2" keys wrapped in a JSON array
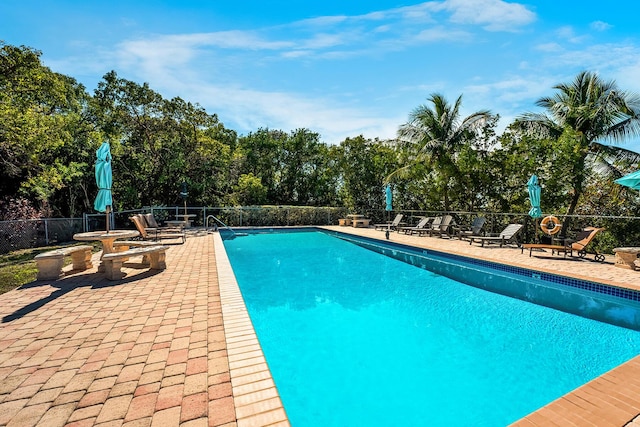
[{"x1": 1, "y1": 42, "x2": 639, "y2": 225}]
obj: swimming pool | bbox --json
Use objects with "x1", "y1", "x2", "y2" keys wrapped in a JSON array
[{"x1": 221, "y1": 228, "x2": 640, "y2": 426}]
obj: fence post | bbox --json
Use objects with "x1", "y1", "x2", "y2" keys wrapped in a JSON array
[{"x1": 44, "y1": 218, "x2": 49, "y2": 245}]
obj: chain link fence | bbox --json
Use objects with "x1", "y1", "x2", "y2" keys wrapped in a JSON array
[{"x1": 0, "y1": 218, "x2": 83, "y2": 254}]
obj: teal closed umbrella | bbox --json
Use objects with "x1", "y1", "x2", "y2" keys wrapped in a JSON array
[
  {"x1": 527, "y1": 175, "x2": 542, "y2": 218},
  {"x1": 94, "y1": 142, "x2": 113, "y2": 232},
  {"x1": 527, "y1": 175, "x2": 542, "y2": 242},
  {"x1": 385, "y1": 184, "x2": 393, "y2": 211},
  {"x1": 615, "y1": 170, "x2": 640, "y2": 191}
]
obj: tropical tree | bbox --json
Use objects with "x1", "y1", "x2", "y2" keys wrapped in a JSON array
[
  {"x1": 336, "y1": 136, "x2": 400, "y2": 214},
  {"x1": 516, "y1": 71, "x2": 640, "y2": 231},
  {"x1": 391, "y1": 93, "x2": 494, "y2": 211}
]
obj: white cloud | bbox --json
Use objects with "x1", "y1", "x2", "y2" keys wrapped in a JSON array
[
  {"x1": 415, "y1": 26, "x2": 472, "y2": 42},
  {"x1": 590, "y1": 21, "x2": 612, "y2": 32},
  {"x1": 441, "y1": 0, "x2": 536, "y2": 31},
  {"x1": 555, "y1": 26, "x2": 587, "y2": 44},
  {"x1": 535, "y1": 42, "x2": 563, "y2": 52}
]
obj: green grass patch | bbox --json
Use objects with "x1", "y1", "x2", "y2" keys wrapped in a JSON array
[{"x1": 0, "y1": 244, "x2": 100, "y2": 295}]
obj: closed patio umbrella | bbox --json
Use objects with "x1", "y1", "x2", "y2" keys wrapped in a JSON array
[
  {"x1": 385, "y1": 184, "x2": 393, "y2": 212},
  {"x1": 527, "y1": 175, "x2": 542, "y2": 242},
  {"x1": 527, "y1": 175, "x2": 542, "y2": 219},
  {"x1": 94, "y1": 142, "x2": 113, "y2": 232},
  {"x1": 615, "y1": 170, "x2": 640, "y2": 192}
]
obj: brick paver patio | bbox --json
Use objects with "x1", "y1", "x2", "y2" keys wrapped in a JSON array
[
  {"x1": 1, "y1": 226, "x2": 639, "y2": 426},
  {"x1": 0, "y1": 231, "x2": 238, "y2": 427}
]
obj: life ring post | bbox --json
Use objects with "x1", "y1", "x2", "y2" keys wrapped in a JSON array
[{"x1": 540, "y1": 215, "x2": 562, "y2": 235}]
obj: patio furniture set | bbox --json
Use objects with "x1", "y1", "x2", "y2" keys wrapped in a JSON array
[
  {"x1": 346, "y1": 213, "x2": 639, "y2": 270},
  {"x1": 34, "y1": 213, "x2": 186, "y2": 281}
]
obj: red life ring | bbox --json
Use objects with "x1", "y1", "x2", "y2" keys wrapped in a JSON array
[{"x1": 540, "y1": 215, "x2": 562, "y2": 235}]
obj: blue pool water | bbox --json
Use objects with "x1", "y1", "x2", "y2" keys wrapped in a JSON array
[{"x1": 222, "y1": 230, "x2": 640, "y2": 426}]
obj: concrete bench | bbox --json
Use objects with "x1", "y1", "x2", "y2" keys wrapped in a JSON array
[
  {"x1": 613, "y1": 247, "x2": 640, "y2": 271},
  {"x1": 101, "y1": 245, "x2": 167, "y2": 280},
  {"x1": 352, "y1": 219, "x2": 371, "y2": 228},
  {"x1": 113, "y1": 240, "x2": 161, "y2": 264},
  {"x1": 34, "y1": 245, "x2": 94, "y2": 280}
]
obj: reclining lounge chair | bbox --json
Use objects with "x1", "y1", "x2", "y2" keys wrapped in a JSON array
[
  {"x1": 522, "y1": 227, "x2": 605, "y2": 262},
  {"x1": 130, "y1": 215, "x2": 186, "y2": 244},
  {"x1": 425, "y1": 214, "x2": 454, "y2": 238},
  {"x1": 469, "y1": 224, "x2": 523, "y2": 247},
  {"x1": 397, "y1": 217, "x2": 433, "y2": 235},
  {"x1": 456, "y1": 217, "x2": 486, "y2": 240},
  {"x1": 373, "y1": 214, "x2": 404, "y2": 231}
]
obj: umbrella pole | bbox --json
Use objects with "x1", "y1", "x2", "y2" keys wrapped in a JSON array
[{"x1": 106, "y1": 206, "x2": 111, "y2": 233}]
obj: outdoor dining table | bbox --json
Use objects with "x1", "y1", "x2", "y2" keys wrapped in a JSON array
[
  {"x1": 173, "y1": 214, "x2": 196, "y2": 228},
  {"x1": 73, "y1": 230, "x2": 140, "y2": 270},
  {"x1": 346, "y1": 214, "x2": 370, "y2": 228}
]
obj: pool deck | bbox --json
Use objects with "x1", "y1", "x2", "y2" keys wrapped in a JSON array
[{"x1": 0, "y1": 226, "x2": 639, "y2": 426}]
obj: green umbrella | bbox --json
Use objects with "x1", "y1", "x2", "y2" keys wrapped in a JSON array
[
  {"x1": 615, "y1": 170, "x2": 640, "y2": 191},
  {"x1": 385, "y1": 184, "x2": 393, "y2": 211},
  {"x1": 94, "y1": 142, "x2": 113, "y2": 232},
  {"x1": 527, "y1": 175, "x2": 542, "y2": 218}
]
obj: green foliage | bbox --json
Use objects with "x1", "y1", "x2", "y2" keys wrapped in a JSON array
[
  {"x1": 516, "y1": 71, "x2": 640, "y2": 232},
  {"x1": 231, "y1": 173, "x2": 267, "y2": 206},
  {"x1": 393, "y1": 94, "x2": 495, "y2": 211},
  {"x1": 1, "y1": 40, "x2": 639, "y2": 233}
]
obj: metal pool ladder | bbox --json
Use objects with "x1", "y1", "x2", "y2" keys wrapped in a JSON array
[{"x1": 206, "y1": 215, "x2": 247, "y2": 237}]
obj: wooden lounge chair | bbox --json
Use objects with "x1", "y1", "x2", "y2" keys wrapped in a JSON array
[
  {"x1": 373, "y1": 214, "x2": 404, "y2": 231},
  {"x1": 456, "y1": 217, "x2": 486, "y2": 240},
  {"x1": 130, "y1": 215, "x2": 186, "y2": 244},
  {"x1": 469, "y1": 224, "x2": 523, "y2": 247},
  {"x1": 398, "y1": 217, "x2": 433, "y2": 235},
  {"x1": 521, "y1": 227, "x2": 605, "y2": 262},
  {"x1": 560, "y1": 227, "x2": 606, "y2": 262},
  {"x1": 521, "y1": 242, "x2": 573, "y2": 258}
]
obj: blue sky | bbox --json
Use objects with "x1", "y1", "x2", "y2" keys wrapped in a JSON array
[{"x1": 3, "y1": 0, "x2": 640, "y2": 152}]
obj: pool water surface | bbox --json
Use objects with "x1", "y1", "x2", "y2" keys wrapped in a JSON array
[{"x1": 222, "y1": 230, "x2": 640, "y2": 426}]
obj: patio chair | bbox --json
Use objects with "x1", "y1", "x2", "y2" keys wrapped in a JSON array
[
  {"x1": 140, "y1": 213, "x2": 184, "y2": 231},
  {"x1": 425, "y1": 215, "x2": 455, "y2": 238},
  {"x1": 373, "y1": 214, "x2": 405, "y2": 231},
  {"x1": 456, "y1": 217, "x2": 486, "y2": 240},
  {"x1": 398, "y1": 217, "x2": 433, "y2": 235},
  {"x1": 130, "y1": 215, "x2": 186, "y2": 244},
  {"x1": 469, "y1": 224, "x2": 523, "y2": 247},
  {"x1": 558, "y1": 227, "x2": 606, "y2": 262}
]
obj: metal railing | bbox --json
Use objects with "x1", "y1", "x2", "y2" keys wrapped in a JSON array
[{"x1": 2, "y1": 206, "x2": 639, "y2": 255}]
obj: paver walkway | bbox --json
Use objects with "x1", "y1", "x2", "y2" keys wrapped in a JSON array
[{"x1": 0, "y1": 232, "x2": 237, "y2": 427}]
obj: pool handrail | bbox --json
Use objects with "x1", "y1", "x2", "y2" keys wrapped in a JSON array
[{"x1": 206, "y1": 214, "x2": 238, "y2": 236}]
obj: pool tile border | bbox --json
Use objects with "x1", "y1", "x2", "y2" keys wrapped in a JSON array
[
  {"x1": 213, "y1": 232, "x2": 291, "y2": 426},
  {"x1": 330, "y1": 229, "x2": 640, "y2": 304}
]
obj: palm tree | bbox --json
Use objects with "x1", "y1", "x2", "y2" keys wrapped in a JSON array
[
  {"x1": 517, "y1": 71, "x2": 640, "y2": 231},
  {"x1": 390, "y1": 93, "x2": 493, "y2": 210}
]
